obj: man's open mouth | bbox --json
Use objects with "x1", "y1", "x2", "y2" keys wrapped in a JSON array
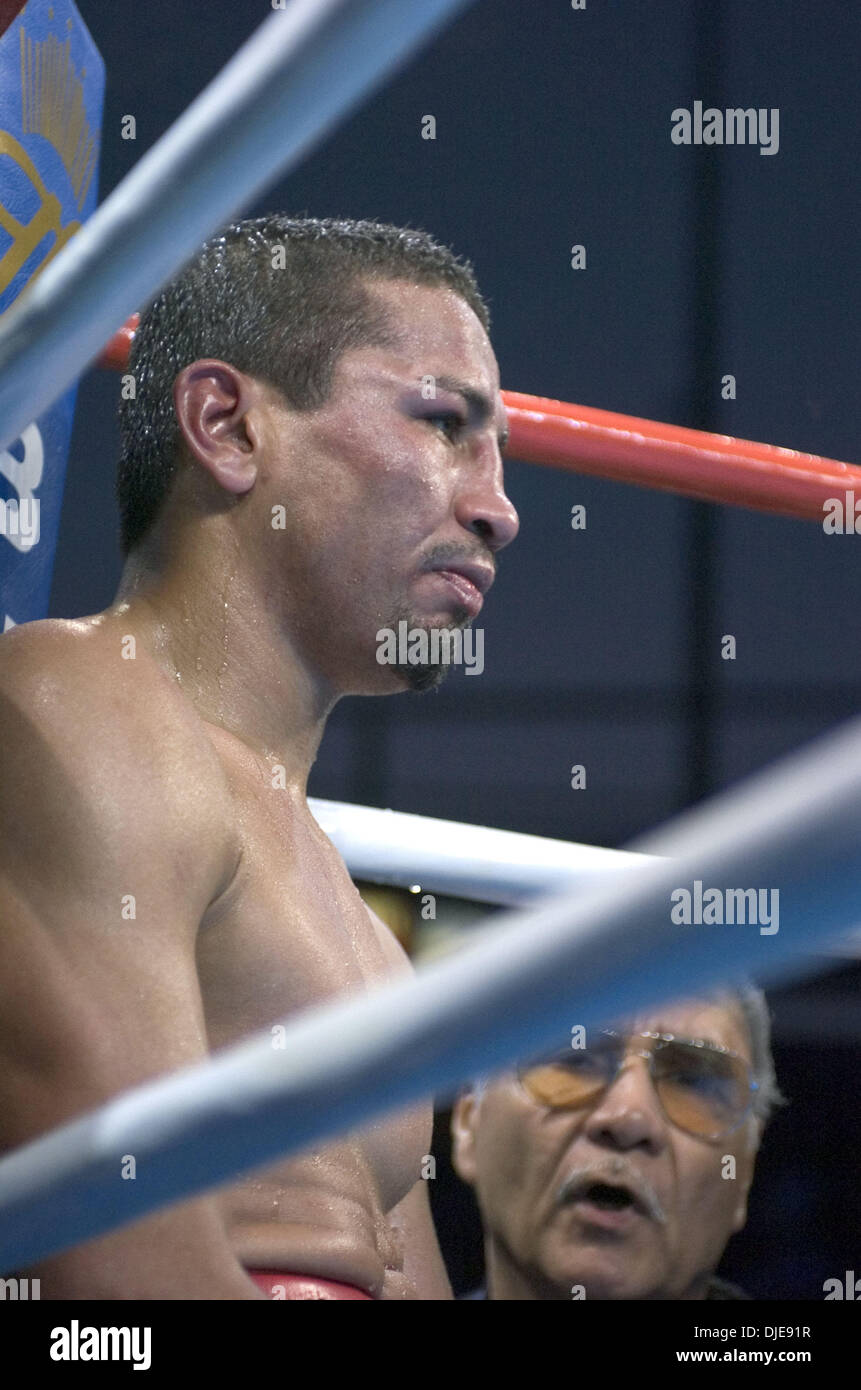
[
  {"x1": 556, "y1": 1170, "x2": 665, "y2": 1224},
  {"x1": 578, "y1": 1182, "x2": 638, "y2": 1212}
]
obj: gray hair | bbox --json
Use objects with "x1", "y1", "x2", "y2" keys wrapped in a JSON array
[{"x1": 719, "y1": 981, "x2": 786, "y2": 1125}]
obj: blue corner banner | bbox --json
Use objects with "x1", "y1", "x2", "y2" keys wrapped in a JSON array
[{"x1": 0, "y1": 0, "x2": 104, "y2": 627}]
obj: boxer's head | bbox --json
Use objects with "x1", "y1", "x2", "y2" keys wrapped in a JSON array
[
  {"x1": 452, "y1": 987, "x2": 783, "y2": 1300},
  {"x1": 117, "y1": 217, "x2": 518, "y2": 695}
]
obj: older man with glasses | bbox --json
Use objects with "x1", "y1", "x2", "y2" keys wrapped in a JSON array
[{"x1": 451, "y1": 985, "x2": 783, "y2": 1300}]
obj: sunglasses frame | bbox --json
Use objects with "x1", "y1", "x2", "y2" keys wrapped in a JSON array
[{"x1": 517, "y1": 1029, "x2": 759, "y2": 1140}]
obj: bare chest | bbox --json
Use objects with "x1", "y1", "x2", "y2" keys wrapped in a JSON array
[{"x1": 197, "y1": 803, "x2": 398, "y2": 1038}]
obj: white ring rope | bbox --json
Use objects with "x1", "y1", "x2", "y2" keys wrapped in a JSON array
[
  {"x1": 1, "y1": 712, "x2": 861, "y2": 1273},
  {"x1": 309, "y1": 798, "x2": 652, "y2": 905},
  {"x1": 0, "y1": 0, "x2": 473, "y2": 453}
]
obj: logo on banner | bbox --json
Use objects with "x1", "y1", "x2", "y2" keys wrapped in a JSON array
[
  {"x1": 0, "y1": 17, "x2": 99, "y2": 301},
  {"x1": 0, "y1": 2, "x2": 105, "y2": 625}
]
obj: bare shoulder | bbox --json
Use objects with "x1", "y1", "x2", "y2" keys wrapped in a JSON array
[
  {"x1": 0, "y1": 617, "x2": 237, "y2": 902},
  {"x1": 0, "y1": 615, "x2": 225, "y2": 784}
]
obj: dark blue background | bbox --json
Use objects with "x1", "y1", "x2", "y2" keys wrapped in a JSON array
[{"x1": 49, "y1": 0, "x2": 860, "y2": 1299}]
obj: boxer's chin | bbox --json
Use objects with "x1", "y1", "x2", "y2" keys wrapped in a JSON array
[
  {"x1": 382, "y1": 607, "x2": 470, "y2": 694},
  {"x1": 394, "y1": 658, "x2": 449, "y2": 694}
]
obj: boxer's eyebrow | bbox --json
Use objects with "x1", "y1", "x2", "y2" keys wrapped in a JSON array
[{"x1": 433, "y1": 374, "x2": 510, "y2": 450}]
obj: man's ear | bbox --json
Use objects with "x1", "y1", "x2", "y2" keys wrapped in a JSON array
[
  {"x1": 731, "y1": 1182, "x2": 750, "y2": 1233},
  {"x1": 731, "y1": 1120, "x2": 762, "y2": 1233},
  {"x1": 173, "y1": 359, "x2": 261, "y2": 495},
  {"x1": 451, "y1": 1091, "x2": 480, "y2": 1186}
]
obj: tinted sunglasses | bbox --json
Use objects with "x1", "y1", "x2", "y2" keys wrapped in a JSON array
[{"x1": 518, "y1": 1030, "x2": 758, "y2": 1140}]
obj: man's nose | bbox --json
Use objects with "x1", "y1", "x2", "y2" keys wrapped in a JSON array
[
  {"x1": 581, "y1": 1056, "x2": 668, "y2": 1153},
  {"x1": 454, "y1": 458, "x2": 520, "y2": 553}
]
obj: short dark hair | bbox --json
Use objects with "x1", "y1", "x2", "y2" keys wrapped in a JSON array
[{"x1": 116, "y1": 215, "x2": 491, "y2": 554}]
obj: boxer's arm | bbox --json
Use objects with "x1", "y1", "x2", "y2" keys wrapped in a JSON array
[{"x1": 0, "y1": 631, "x2": 263, "y2": 1298}]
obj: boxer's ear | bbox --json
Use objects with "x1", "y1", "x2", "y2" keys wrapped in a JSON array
[
  {"x1": 174, "y1": 359, "x2": 260, "y2": 495},
  {"x1": 450, "y1": 1091, "x2": 480, "y2": 1185}
]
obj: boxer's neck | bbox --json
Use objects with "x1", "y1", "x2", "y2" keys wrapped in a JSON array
[{"x1": 111, "y1": 537, "x2": 338, "y2": 791}]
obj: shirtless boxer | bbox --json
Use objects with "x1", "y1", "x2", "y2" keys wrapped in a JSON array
[{"x1": 0, "y1": 216, "x2": 518, "y2": 1299}]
